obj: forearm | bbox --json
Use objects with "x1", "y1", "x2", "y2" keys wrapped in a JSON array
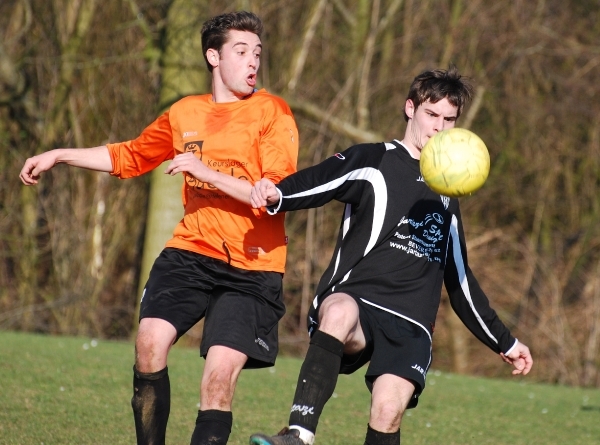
[
  {"x1": 53, "y1": 146, "x2": 113, "y2": 172},
  {"x1": 20, "y1": 145, "x2": 114, "y2": 186},
  {"x1": 204, "y1": 170, "x2": 252, "y2": 205}
]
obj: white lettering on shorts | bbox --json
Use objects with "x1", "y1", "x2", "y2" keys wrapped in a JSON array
[
  {"x1": 255, "y1": 337, "x2": 270, "y2": 351},
  {"x1": 411, "y1": 363, "x2": 426, "y2": 377}
]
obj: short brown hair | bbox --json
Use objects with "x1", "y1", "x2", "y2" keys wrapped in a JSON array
[
  {"x1": 404, "y1": 65, "x2": 474, "y2": 121},
  {"x1": 201, "y1": 11, "x2": 264, "y2": 72}
]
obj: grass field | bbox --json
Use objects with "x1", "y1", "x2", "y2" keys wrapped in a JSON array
[{"x1": 1, "y1": 331, "x2": 599, "y2": 444}]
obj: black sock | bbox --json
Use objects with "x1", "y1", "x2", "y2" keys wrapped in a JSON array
[
  {"x1": 288, "y1": 330, "x2": 344, "y2": 433},
  {"x1": 364, "y1": 424, "x2": 401, "y2": 445},
  {"x1": 131, "y1": 366, "x2": 170, "y2": 445},
  {"x1": 190, "y1": 409, "x2": 233, "y2": 445}
]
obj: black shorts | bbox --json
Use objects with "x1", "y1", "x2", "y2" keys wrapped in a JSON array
[
  {"x1": 140, "y1": 248, "x2": 285, "y2": 369},
  {"x1": 337, "y1": 300, "x2": 432, "y2": 409}
]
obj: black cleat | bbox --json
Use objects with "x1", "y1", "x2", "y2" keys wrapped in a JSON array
[{"x1": 249, "y1": 427, "x2": 306, "y2": 445}]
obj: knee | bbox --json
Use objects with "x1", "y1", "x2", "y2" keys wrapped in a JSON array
[
  {"x1": 201, "y1": 364, "x2": 237, "y2": 392},
  {"x1": 134, "y1": 328, "x2": 174, "y2": 372},
  {"x1": 135, "y1": 340, "x2": 162, "y2": 372},
  {"x1": 320, "y1": 297, "x2": 359, "y2": 334},
  {"x1": 370, "y1": 400, "x2": 404, "y2": 432},
  {"x1": 200, "y1": 367, "x2": 237, "y2": 408}
]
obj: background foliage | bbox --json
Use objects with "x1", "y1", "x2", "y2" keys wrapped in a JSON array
[{"x1": 1, "y1": 0, "x2": 599, "y2": 386}]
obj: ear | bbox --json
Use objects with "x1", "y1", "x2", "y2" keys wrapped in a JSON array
[
  {"x1": 405, "y1": 99, "x2": 415, "y2": 119},
  {"x1": 206, "y1": 48, "x2": 219, "y2": 69}
]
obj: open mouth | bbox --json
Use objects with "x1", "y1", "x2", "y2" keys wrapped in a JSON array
[{"x1": 247, "y1": 73, "x2": 256, "y2": 87}]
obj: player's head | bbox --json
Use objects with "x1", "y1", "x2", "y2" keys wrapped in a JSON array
[
  {"x1": 201, "y1": 11, "x2": 264, "y2": 73},
  {"x1": 402, "y1": 66, "x2": 474, "y2": 156},
  {"x1": 403, "y1": 65, "x2": 473, "y2": 122}
]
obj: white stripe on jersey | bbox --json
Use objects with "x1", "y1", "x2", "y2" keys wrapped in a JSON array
[
  {"x1": 286, "y1": 167, "x2": 388, "y2": 285},
  {"x1": 329, "y1": 204, "x2": 353, "y2": 284},
  {"x1": 450, "y1": 215, "x2": 498, "y2": 344},
  {"x1": 283, "y1": 167, "x2": 387, "y2": 257},
  {"x1": 342, "y1": 203, "x2": 352, "y2": 237}
]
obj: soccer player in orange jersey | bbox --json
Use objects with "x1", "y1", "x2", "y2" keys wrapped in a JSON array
[{"x1": 20, "y1": 11, "x2": 298, "y2": 445}]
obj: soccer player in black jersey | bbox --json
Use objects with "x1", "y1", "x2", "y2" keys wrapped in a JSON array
[{"x1": 247, "y1": 66, "x2": 533, "y2": 445}]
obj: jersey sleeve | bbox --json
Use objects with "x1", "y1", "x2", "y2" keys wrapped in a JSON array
[
  {"x1": 260, "y1": 113, "x2": 299, "y2": 183},
  {"x1": 271, "y1": 143, "x2": 385, "y2": 213},
  {"x1": 250, "y1": 110, "x2": 299, "y2": 218},
  {"x1": 443, "y1": 205, "x2": 517, "y2": 354},
  {"x1": 107, "y1": 111, "x2": 175, "y2": 179}
]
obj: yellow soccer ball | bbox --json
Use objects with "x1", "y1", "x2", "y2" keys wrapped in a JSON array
[{"x1": 419, "y1": 128, "x2": 490, "y2": 198}]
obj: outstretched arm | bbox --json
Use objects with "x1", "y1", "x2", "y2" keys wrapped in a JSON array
[
  {"x1": 501, "y1": 341, "x2": 533, "y2": 375},
  {"x1": 20, "y1": 146, "x2": 113, "y2": 185}
]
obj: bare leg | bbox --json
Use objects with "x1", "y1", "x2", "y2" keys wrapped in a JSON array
[
  {"x1": 364, "y1": 374, "x2": 415, "y2": 445},
  {"x1": 131, "y1": 318, "x2": 177, "y2": 445},
  {"x1": 190, "y1": 345, "x2": 248, "y2": 445}
]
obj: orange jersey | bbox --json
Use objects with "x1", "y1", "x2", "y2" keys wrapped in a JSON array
[{"x1": 106, "y1": 89, "x2": 298, "y2": 272}]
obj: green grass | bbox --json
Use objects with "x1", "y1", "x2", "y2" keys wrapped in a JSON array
[{"x1": 1, "y1": 331, "x2": 599, "y2": 444}]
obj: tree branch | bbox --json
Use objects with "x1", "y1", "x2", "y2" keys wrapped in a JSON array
[
  {"x1": 287, "y1": 0, "x2": 328, "y2": 93},
  {"x1": 286, "y1": 97, "x2": 384, "y2": 143}
]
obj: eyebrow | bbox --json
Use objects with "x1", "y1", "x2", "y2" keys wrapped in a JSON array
[
  {"x1": 424, "y1": 107, "x2": 457, "y2": 119},
  {"x1": 232, "y1": 41, "x2": 262, "y2": 50}
]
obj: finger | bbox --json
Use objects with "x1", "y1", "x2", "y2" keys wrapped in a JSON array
[
  {"x1": 19, "y1": 171, "x2": 36, "y2": 185},
  {"x1": 250, "y1": 189, "x2": 260, "y2": 208},
  {"x1": 261, "y1": 183, "x2": 274, "y2": 201},
  {"x1": 23, "y1": 169, "x2": 39, "y2": 184},
  {"x1": 254, "y1": 190, "x2": 266, "y2": 207},
  {"x1": 165, "y1": 161, "x2": 180, "y2": 175},
  {"x1": 511, "y1": 357, "x2": 526, "y2": 375},
  {"x1": 31, "y1": 165, "x2": 43, "y2": 178},
  {"x1": 259, "y1": 185, "x2": 269, "y2": 201},
  {"x1": 514, "y1": 357, "x2": 524, "y2": 370},
  {"x1": 522, "y1": 355, "x2": 533, "y2": 375}
]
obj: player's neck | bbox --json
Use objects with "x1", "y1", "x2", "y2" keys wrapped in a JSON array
[
  {"x1": 211, "y1": 78, "x2": 254, "y2": 104},
  {"x1": 399, "y1": 139, "x2": 421, "y2": 160}
]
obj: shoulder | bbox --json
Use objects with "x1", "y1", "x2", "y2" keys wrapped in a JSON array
[
  {"x1": 249, "y1": 89, "x2": 293, "y2": 115},
  {"x1": 342, "y1": 141, "x2": 389, "y2": 159},
  {"x1": 169, "y1": 94, "x2": 211, "y2": 112}
]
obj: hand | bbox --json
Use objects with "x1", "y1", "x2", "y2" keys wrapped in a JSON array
[
  {"x1": 165, "y1": 152, "x2": 214, "y2": 182},
  {"x1": 19, "y1": 151, "x2": 60, "y2": 185},
  {"x1": 250, "y1": 178, "x2": 280, "y2": 209},
  {"x1": 500, "y1": 341, "x2": 533, "y2": 375}
]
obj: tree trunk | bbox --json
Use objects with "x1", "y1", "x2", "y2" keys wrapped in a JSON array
[{"x1": 133, "y1": 0, "x2": 209, "y2": 333}]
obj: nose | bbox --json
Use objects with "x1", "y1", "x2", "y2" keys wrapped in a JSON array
[
  {"x1": 432, "y1": 116, "x2": 444, "y2": 132},
  {"x1": 249, "y1": 54, "x2": 258, "y2": 70}
]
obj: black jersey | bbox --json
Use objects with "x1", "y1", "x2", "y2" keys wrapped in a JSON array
[{"x1": 270, "y1": 140, "x2": 516, "y2": 355}]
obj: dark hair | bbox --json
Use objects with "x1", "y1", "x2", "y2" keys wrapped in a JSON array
[
  {"x1": 404, "y1": 65, "x2": 474, "y2": 121},
  {"x1": 201, "y1": 11, "x2": 264, "y2": 72}
]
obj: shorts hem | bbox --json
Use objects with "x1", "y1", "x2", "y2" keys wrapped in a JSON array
[{"x1": 201, "y1": 341, "x2": 277, "y2": 369}]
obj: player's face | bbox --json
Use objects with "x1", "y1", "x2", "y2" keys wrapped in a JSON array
[
  {"x1": 405, "y1": 98, "x2": 458, "y2": 158},
  {"x1": 208, "y1": 30, "x2": 261, "y2": 102}
]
